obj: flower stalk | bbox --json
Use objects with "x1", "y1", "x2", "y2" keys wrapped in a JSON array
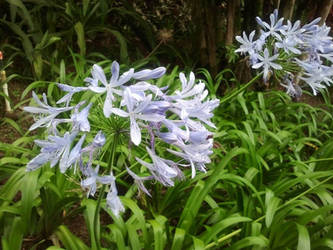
[
  {"x1": 93, "y1": 135, "x2": 118, "y2": 250},
  {"x1": 0, "y1": 51, "x2": 13, "y2": 114}
]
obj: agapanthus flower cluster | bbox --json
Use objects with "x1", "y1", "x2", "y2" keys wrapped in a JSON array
[
  {"x1": 235, "y1": 9, "x2": 333, "y2": 97},
  {"x1": 24, "y1": 61, "x2": 219, "y2": 216}
]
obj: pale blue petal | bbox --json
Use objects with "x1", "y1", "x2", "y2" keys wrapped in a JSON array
[
  {"x1": 92, "y1": 64, "x2": 107, "y2": 86},
  {"x1": 88, "y1": 86, "x2": 106, "y2": 93},
  {"x1": 130, "y1": 117, "x2": 141, "y2": 146},
  {"x1": 110, "y1": 61, "x2": 120, "y2": 84},
  {"x1": 26, "y1": 153, "x2": 52, "y2": 171},
  {"x1": 23, "y1": 106, "x2": 49, "y2": 114},
  {"x1": 133, "y1": 67, "x2": 166, "y2": 80},
  {"x1": 81, "y1": 176, "x2": 96, "y2": 187},
  {"x1": 111, "y1": 108, "x2": 129, "y2": 117},
  {"x1": 29, "y1": 113, "x2": 58, "y2": 131},
  {"x1": 117, "y1": 68, "x2": 134, "y2": 86},
  {"x1": 138, "y1": 113, "x2": 164, "y2": 122},
  {"x1": 103, "y1": 90, "x2": 113, "y2": 118},
  {"x1": 67, "y1": 134, "x2": 86, "y2": 167},
  {"x1": 56, "y1": 93, "x2": 73, "y2": 105},
  {"x1": 97, "y1": 175, "x2": 114, "y2": 184},
  {"x1": 106, "y1": 190, "x2": 124, "y2": 217}
]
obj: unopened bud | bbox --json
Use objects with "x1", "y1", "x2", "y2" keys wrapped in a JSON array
[{"x1": 0, "y1": 51, "x2": 3, "y2": 60}]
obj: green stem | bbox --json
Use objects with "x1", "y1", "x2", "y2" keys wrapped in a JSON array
[
  {"x1": 94, "y1": 135, "x2": 118, "y2": 250},
  {"x1": 219, "y1": 73, "x2": 262, "y2": 105},
  {"x1": 303, "y1": 158, "x2": 333, "y2": 163},
  {"x1": 145, "y1": 40, "x2": 163, "y2": 59},
  {"x1": 204, "y1": 229, "x2": 242, "y2": 249}
]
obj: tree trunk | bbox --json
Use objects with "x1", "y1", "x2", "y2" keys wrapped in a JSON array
[
  {"x1": 243, "y1": 0, "x2": 257, "y2": 33},
  {"x1": 226, "y1": 0, "x2": 235, "y2": 46},
  {"x1": 204, "y1": 2, "x2": 218, "y2": 76},
  {"x1": 317, "y1": 0, "x2": 333, "y2": 25},
  {"x1": 281, "y1": 0, "x2": 296, "y2": 20}
]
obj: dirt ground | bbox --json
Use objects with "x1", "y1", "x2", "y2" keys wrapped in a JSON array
[{"x1": 0, "y1": 81, "x2": 31, "y2": 144}]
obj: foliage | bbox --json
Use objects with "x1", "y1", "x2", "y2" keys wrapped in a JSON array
[
  {"x1": 1, "y1": 1, "x2": 333, "y2": 250},
  {"x1": 1, "y1": 61, "x2": 333, "y2": 249}
]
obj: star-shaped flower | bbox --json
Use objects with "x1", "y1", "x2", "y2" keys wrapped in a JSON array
[
  {"x1": 252, "y1": 48, "x2": 282, "y2": 81},
  {"x1": 111, "y1": 88, "x2": 164, "y2": 145},
  {"x1": 84, "y1": 61, "x2": 134, "y2": 117}
]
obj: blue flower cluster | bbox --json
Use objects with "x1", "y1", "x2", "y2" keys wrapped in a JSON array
[
  {"x1": 24, "y1": 62, "x2": 219, "y2": 216},
  {"x1": 235, "y1": 9, "x2": 333, "y2": 96}
]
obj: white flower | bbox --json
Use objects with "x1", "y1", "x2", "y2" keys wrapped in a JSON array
[
  {"x1": 275, "y1": 37, "x2": 301, "y2": 54},
  {"x1": 235, "y1": 31, "x2": 256, "y2": 56},
  {"x1": 136, "y1": 147, "x2": 180, "y2": 186},
  {"x1": 26, "y1": 131, "x2": 85, "y2": 173},
  {"x1": 56, "y1": 83, "x2": 88, "y2": 106},
  {"x1": 81, "y1": 165, "x2": 115, "y2": 197},
  {"x1": 106, "y1": 174, "x2": 125, "y2": 217},
  {"x1": 71, "y1": 102, "x2": 92, "y2": 132},
  {"x1": 111, "y1": 88, "x2": 164, "y2": 145},
  {"x1": 84, "y1": 61, "x2": 134, "y2": 117},
  {"x1": 256, "y1": 9, "x2": 285, "y2": 40},
  {"x1": 24, "y1": 92, "x2": 74, "y2": 131},
  {"x1": 252, "y1": 48, "x2": 282, "y2": 81},
  {"x1": 168, "y1": 139, "x2": 213, "y2": 178}
]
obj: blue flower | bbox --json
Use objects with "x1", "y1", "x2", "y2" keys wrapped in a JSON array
[
  {"x1": 84, "y1": 61, "x2": 134, "y2": 118},
  {"x1": 71, "y1": 102, "x2": 92, "y2": 132},
  {"x1": 235, "y1": 31, "x2": 256, "y2": 56},
  {"x1": 275, "y1": 37, "x2": 301, "y2": 54},
  {"x1": 252, "y1": 48, "x2": 282, "y2": 82},
  {"x1": 111, "y1": 88, "x2": 165, "y2": 145},
  {"x1": 81, "y1": 165, "x2": 115, "y2": 197},
  {"x1": 126, "y1": 167, "x2": 153, "y2": 196},
  {"x1": 26, "y1": 131, "x2": 85, "y2": 173},
  {"x1": 56, "y1": 83, "x2": 88, "y2": 106},
  {"x1": 24, "y1": 91, "x2": 74, "y2": 131},
  {"x1": 136, "y1": 147, "x2": 180, "y2": 186},
  {"x1": 106, "y1": 174, "x2": 125, "y2": 217},
  {"x1": 168, "y1": 139, "x2": 213, "y2": 178},
  {"x1": 256, "y1": 9, "x2": 285, "y2": 40}
]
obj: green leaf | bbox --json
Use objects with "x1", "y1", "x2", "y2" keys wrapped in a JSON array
[
  {"x1": 21, "y1": 81, "x2": 52, "y2": 99},
  {"x1": 21, "y1": 170, "x2": 39, "y2": 234},
  {"x1": 121, "y1": 197, "x2": 148, "y2": 245},
  {"x1": 1, "y1": 118, "x2": 23, "y2": 135},
  {"x1": 59, "y1": 60, "x2": 66, "y2": 83},
  {"x1": 46, "y1": 246, "x2": 66, "y2": 250},
  {"x1": 108, "y1": 224, "x2": 127, "y2": 250},
  {"x1": 6, "y1": 0, "x2": 34, "y2": 30},
  {"x1": 55, "y1": 225, "x2": 89, "y2": 250},
  {"x1": 179, "y1": 147, "x2": 248, "y2": 232},
  {"x1": 0, "y1": 20, "x2": 33, "y2": 62},
  {"x1": 74, "y1": 22, "x2": 86, "y2": 56},
  {"x1": 149, "y1": 217, "x2": 167, "y2": 250},
  {"x1": 230, "y1": 235, "x2": 269, "y2": 249},
  {"x1": 0, "y1": 168, "x2": 25, "y2": 202},
  {"x1": 3, "y1": 216, "x2": 23, "y2": 250},
  {"x1": 126, "y1": 223, "x2": 142, "y2": 249},
  {"x1": 82, "y1": 199, "x2": 98, "y2": 250},
  {"x1": 265, "y1": 189, "x2": 281, "y2": 228},
  {"x1": 192, "y1": 237, "x2": 205, "y2": 250},
  {"x1": 312, "y1": 238, "x2": 333, "y2": 249},
  {"x1": 296, "y1": 223, "x2": 310, "y2": 250},
  {"x1": 200, "y1": 215, "x2": 252, "y2": 243},
  {"x1": 171, "y1": 228, "x2": 185, "y2": 250},
  {"x1": 82, "y1": 0, "x2": 90, "y2": 16}
]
